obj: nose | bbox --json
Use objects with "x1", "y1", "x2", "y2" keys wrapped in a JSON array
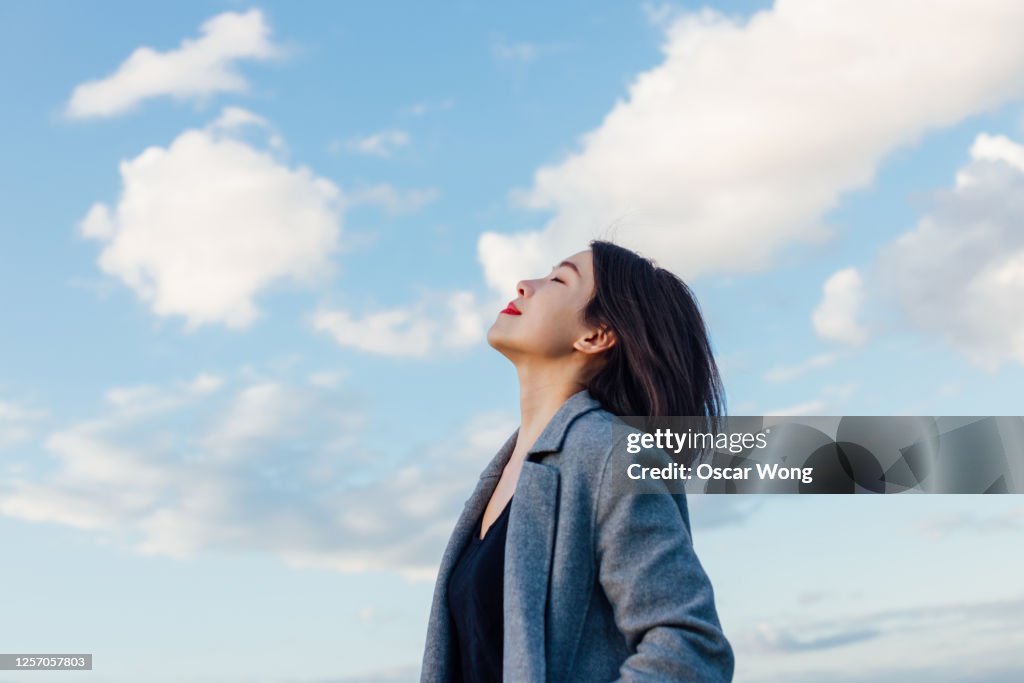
[{"x1": 516, "y1": 280, "x2": 530, "y2": 297}]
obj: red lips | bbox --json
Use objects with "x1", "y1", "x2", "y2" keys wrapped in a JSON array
[{"x1": 501, "y1": 301, "x2": 522, "y2": 315}]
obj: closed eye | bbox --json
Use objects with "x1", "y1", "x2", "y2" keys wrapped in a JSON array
[{"x1": 550, "y1": 277, "x2": 563, "y2": 283}]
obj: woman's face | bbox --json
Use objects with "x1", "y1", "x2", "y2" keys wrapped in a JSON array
[{"x1": 487, "y1": 249, "x2": 602, "y2": 361}]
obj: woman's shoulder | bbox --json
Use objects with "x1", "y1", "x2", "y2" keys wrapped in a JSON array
[
  {"x1": 558, "y1": 408, "x2": 644, "y2": 477},
  {"x1": 560, "y1": 408, "x2": 683, "y2": 492}
]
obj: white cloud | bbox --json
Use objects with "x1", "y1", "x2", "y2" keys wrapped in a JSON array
[
  {"x1": 65, "y1": 8, "x2": 283, "y2": 119},
  {"x1": 873, "y1": 132, "x2": 1024, "y2": 370},
  {"x1": 821, "y1": 382, "x2": 859, "y2": 402},
  {"x1": 188, "y1": 372, "x2": 225, "y2": 395},
  {"x1": 763, "y1": 399, "x2": 829, "y2": 417},
  {"x1": 813, "y1": 268, "x2": 868, "y2": 346},
  {"x1": 342, "y1": 183, "x2": 439, "y2": 216},
  {"x1": 639, "y1": 1, "x2": 703, "y2": 30},
  {"x1": 105, "y1": 383, "x2": 179, "y2": 411},
  {"x1": 338, "y1": 129, "x2": 410, "y2": 158},
  {"x1": 763, "y1": 352, "x2": 838, "y2": 383},
  {"x1": 0, "y1": 369, "x2": 516, "y2": 581},
  {"x1": 733, "y1": 595, "x2": 1024, "y2": 682},
  {"x1": 401, "y1": 98, "x2": 454, "y2": 116},
  {"x1": 477, "y1": 0, "x2": 1024, "y2": 293},
  {"x1": 0, "y1": 401, "x2": 43, "y2": 422},
  {"x1": 78, "y1": 108, "x2": 343, "y2": 331},
  {"x1": 490, "y1": 36, "x2": 568, "y2": 64},
  {"x1": 311, "y1": 308, "x2": 432, "y2": 358},
  {"x1": 310, "y1": 289, "x2": 493, "y2": 358},
  {"x1": 640, "y1": 2, "x2": 676, "y2": 29},
  {"x1": 100, "y1": 371, "x2": 222, "y2": 418},
  {"x1": 910, "y1": 506, "x2": 1024, "y2": 540},
  {"x1": 210, "y1": 105, "x2": 270, "y2": 132},
  {"x1": 754, "y1": 381, "x2": 859, "y2": 417},
  {"x1": 198, "y1": 382, "x2": 312, "y2": 460},
  {"x1": 305, "y1": 369, "x2": 348, "y2": 390},
  {"x1": 492, "y1": 40, "x2": 540, "y2": 62},
  {"x1": 0, "y1": 398, "x2": 48, "y2": 451}
]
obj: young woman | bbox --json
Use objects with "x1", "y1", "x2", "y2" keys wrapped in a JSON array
[{"x1": 420, "y1": 240, "x2": 734, "y2": 682}]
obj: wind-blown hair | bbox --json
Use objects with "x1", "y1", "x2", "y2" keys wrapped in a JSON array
[{"x1": 581, "y1": 239, "x2": 727, "y2": 420}]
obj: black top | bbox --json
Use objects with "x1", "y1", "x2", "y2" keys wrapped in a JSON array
[{"x1": 447, "y1": 496, "x2": 513, "y2": 683}]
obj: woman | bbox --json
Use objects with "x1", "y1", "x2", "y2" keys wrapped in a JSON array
[{"x1": 420, "y1": 240, "x2": 734, "y2": 682}]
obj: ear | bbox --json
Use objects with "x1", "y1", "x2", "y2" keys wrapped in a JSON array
[{"x1": 574, "y1": 323, "x2": 616, "y2": 356}]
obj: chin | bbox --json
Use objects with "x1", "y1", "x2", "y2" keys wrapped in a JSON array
[
  {"x1": 486, "y1": 326, "x2": 517, "y2": 356},
  {"x1": 485, "y1": 325, "x2": 502, "y2": 349}
]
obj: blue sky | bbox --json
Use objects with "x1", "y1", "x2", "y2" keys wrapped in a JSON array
[{"x1": 1, "y1": 1, "x2": 1023, "y2": 681}]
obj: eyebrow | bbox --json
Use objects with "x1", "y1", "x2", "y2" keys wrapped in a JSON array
[{"x1": 552, "y1": 260, "x2": 581, "y2": 277}]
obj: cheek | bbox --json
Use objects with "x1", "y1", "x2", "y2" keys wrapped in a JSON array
[{"x1": 538, "y1": 315, "x2": 583, "y2": 351}]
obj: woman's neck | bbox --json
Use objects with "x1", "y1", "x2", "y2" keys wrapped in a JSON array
[{"x1": 512, "y1": 363, "x2": 586, "y2": 460}]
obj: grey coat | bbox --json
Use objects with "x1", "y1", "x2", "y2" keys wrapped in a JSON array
[{"x1": 420, "y1": 389, "x2": 735, "y2": 682}]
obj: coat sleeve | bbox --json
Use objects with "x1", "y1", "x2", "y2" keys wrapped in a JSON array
[{"x1": 594, "y1": 440, "x2": 735, "y2": 682}]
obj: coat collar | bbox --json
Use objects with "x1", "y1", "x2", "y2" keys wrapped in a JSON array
[
  {"x1": 501, "y1": 387, "x2": 604, "y2": 681},
  {"x1": 478, "y1": 387, "x2": 605, "y2": 480},
  {"x1": 421, "y1": 387, "x2": 607, "y2": 682}
]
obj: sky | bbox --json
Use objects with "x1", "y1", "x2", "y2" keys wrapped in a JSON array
[{"x1": 1, "y1": 1, "x2": 1023, "y2": 681}]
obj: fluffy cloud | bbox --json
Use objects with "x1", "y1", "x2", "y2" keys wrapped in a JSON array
[
  {"x1": 0, "y1": 398, "x2": 49, "y2": 451},
  {"x1": 339, "y1": 129, "x2": 411, "y2": 158},
  {"x1": 310, "y1": 289, "x2": 495, "y2": 358},
  {"x1": 65, "y1": 8, "x2": 283, "y2": 118},
  {"x1": 0, "y1": 370, "x2": 516, "y2": 581},
  {"x1": 78, "y1": 108, "x2": 343, "y2": 331},
  {"x1": 763, "y1": 352, "x2": 838, "y2": 383},
  {"x1": 341, "y1": 183, "x2": 440, "y2": 216},
  {"x1": 478, "y1": 0, "x2": 1024, "y2": 292},
  {"x1": 873, "y1": 133, "x2": 1024, "y2": 370},
  {"x1": 813, "y1": 268, "x2": 868, "y2": 345}
]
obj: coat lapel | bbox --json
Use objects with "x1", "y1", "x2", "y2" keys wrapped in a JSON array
[
  {"x1": 503, "y1": 458, "x2": 559, "y2": 682},
  {"x1": 501, "y1": 389, "x2": 602, "y2": 681},
  {"x1": 422, "y1": 389, "x2": 605, "y2": 682}
]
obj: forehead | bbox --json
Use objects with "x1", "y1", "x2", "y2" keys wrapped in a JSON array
[{"x1": 561, "y1": 249, "x2": 593, "y2": 278}]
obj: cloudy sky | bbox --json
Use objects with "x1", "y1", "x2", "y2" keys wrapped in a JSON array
[{"x1": 1, "y1": 1, "x2": 1023, "y2": 681}]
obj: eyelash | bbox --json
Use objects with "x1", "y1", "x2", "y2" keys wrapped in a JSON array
[{"x1": 550, "y1": 277, "x2": 563, "y2": 283}]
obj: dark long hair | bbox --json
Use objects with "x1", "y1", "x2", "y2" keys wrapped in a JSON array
[{"x1": 582, "y1": 239, "x2": 727, "y2": 419}]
